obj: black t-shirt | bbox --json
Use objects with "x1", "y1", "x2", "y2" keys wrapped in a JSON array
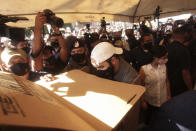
[
  {"x1": 189, "y1": 38, "x2": 196, "y2": 67},
  {"x1": 167, "y1": 40, "x2": 191, "y2": 96},
  {"x1": 129, "y1": 46, "x2": 153, "y2": 72},
  {"x1": 43, "y1": 56, "x2": 66, "y2": 75},
  {"x1": 43, "y1": 49, "x2": 67, "y2": 75},
  {"x1": 127, "y1": 37, "x2": 139, "y2": 50},
  {"x1": 149, "y1": 91, "x2": 196, "y2": 131},
  {"x1": 189, "y1": 38, "x2": 196, "y2": 81}
]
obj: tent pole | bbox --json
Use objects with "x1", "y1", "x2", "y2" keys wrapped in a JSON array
[{"x1": 133, "y1": 0, "x2": 142, "y2": 23}]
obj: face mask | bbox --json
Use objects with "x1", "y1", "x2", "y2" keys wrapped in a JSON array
[
  {"x1": 114, "y1": 37, "x2": 121, "y2": 41},
  {"x1": 10, "y1": 63, "x2": 30, "y2": 76},
  {"x1": 158, "y1": 58, "x2": 168, "y2": 64},
  {"x1": 22, "y1": 47, "x2": 30, "y2": 54},
  {"x1": 72, "y1": 54, "x2": 85, "y2": 63},
  {"x1": 127, "y1": 34, "x2": 133, "y2": 38},
  {"x1": 144, "y1": 42, "x2": 152, "y2": 50},
  {"x1": 51, "y1": 41, "x2": 59, "y2": 48},
  {"x1": 95, "y1": 62, "x2": 114, "y2": 80}
]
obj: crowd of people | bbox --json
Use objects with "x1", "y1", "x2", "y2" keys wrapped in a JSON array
[{"x1": 0, "y1": 11, "x2": 196, "y2": 130}]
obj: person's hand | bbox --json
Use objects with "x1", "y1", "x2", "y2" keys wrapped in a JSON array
[
  {"x1": 35, "y1": 12, "x2": 46, "y2": 30},
  {"x1": 40, "y1": 74, "x2": 56, "y2": 82}
]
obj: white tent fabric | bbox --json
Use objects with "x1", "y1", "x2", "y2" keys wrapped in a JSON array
[{"x1": 1, "y1": 0, "x2": 196, "y2": 27}]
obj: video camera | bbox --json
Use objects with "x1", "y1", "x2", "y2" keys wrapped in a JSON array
[
  {"x1": 0, "y1": 25, "x2": 25, "y2": 45},
  {"x1": 154, "y1": 5, "x2": 162, "y2": 20},
  {"x1": 43, "y1": 9, "x2": 64, "y2": 28},
  {"x1": 0, "y1": 14, "x2": 28, "y2": 25},
  {"x1": 0, "y1": 14, "x2": 27, "y2": 44}
]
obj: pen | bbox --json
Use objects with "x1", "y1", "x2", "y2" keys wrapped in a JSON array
[{"x1": 127, "y1": 94, "x2": 136, "y2": 104}]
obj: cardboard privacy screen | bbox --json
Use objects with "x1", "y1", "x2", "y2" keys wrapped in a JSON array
[{"x1": 0, "y1": 70, "x2": 145, "y2": 131}]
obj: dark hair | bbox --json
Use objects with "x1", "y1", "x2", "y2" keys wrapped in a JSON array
[
  {"x1": 173, "y1": 25, "x2": 188, "y2": 36},
  {"x1": 43, "y1": 46, "x2": 53, "y2": 53},
  {"x1": 150, "y1": 45, "x2": 167, "y2": 58},
  {"x1": 91, "y1": 32, "x2": 99, "y2": 42},
  {"x1": 140, "y1": 24, "x2": 152, "y2": 34},
  {"x1": 69, "y1": 37, "x2": 86, "y2": 51},
  {"x1": 139, "y1": 33, "x2": 152, "y2": 43},
  {"x1": 66, "y1": 35, "x2": 77, "y2": 50}
]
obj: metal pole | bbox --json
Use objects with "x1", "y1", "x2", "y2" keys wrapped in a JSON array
[{"x1": 132, "y1": 0, "x2": 142, "y2": 23}]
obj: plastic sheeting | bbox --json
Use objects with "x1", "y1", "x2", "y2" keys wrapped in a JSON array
[{"x1": 1, "y1": 0, "x2": 196, "y2": 27}]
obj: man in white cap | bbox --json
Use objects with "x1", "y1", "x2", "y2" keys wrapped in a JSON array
[
  {"x1": 0, "y1": 47, "x2": 53, "y2": 82},
  {"x1": 91, "y1": 42, "x2": 138, "y2": 84},
  {"x1": 1, "y1": 47, "x2": 29, "y2": 77}
]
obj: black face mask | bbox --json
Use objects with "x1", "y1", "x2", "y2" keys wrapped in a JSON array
[
  {"x1": 72, "y1": 54, "x2": 85, "y2": 63},
  {"x1": 10, "y1": 63, "x2": 30, "y2": 76},
  {"x1": 51, "y1": 41, "x2": 59, "y2": 48},
  {"x1": 127, "y1": 34, "x2": 133, "y2": 38},
  {"x1": 114, "y1": 37, "x2": 121, "y2": 41},
  {"x1": 22, "y1": 47, "x2": 30, "y2": 54},
  {"x1": 143, "y1": 42, "x2": 152, "y2": 50},
  {"x1": 95, "y1": 62, "x2": 114, "y2": 80}
]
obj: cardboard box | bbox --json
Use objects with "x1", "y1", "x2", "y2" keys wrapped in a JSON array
[{"x1": 0, "y1": 70, "x2": 145, "y2": 131}]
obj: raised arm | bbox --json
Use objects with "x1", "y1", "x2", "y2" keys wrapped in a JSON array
[
  {"x1": 32, "y1": 12, "x2": 46, "y2": 56},
  {"x1": 31, "y1": 13, "x2": 46, "y2": 71}
]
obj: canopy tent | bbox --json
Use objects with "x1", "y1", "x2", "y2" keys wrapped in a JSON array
[{"x1": 1, "y1": 0, "x2": 196, "y2": 27}]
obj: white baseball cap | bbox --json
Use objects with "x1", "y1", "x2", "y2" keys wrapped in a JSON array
[
  {"x1": 1, "y1": 47, "x2": 28, "y2": 66},
  {"x1": 91, "y1": 42, "x2": 123, "y2": 67}
]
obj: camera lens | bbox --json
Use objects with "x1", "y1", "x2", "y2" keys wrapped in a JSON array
[{"x1": 56, "y1": 18, "x2": 64, "y2": 28}]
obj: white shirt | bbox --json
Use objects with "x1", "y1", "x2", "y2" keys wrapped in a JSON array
[{"x1": 142, "y1": 64, "x2": 168, "y2": 107}]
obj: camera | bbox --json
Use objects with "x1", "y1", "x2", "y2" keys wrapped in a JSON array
[
  {"x1": 154, "y1": 5, "x2": 162, "y2": 20},
  {"x1": 43, "y1": 9, "x2": 64, "y2": 28},
  {"x1": 0, "y1": 25, "x2": 25, "y2": 45},
  {"x1": 0, "y1": 14, "x2": 28, "y2": 25}
]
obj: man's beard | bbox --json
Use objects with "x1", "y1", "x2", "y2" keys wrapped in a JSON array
[{"x1": 95, "y1": 62, "x2": 114, "y2": 80}]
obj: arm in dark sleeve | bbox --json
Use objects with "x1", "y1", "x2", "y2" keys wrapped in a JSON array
[
  {"x1": 179, "y1": 48, "x2": 192, "y2": 89},
  {"x1": 122, "y1": 49, "x2": 131, "y2": 63}
]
